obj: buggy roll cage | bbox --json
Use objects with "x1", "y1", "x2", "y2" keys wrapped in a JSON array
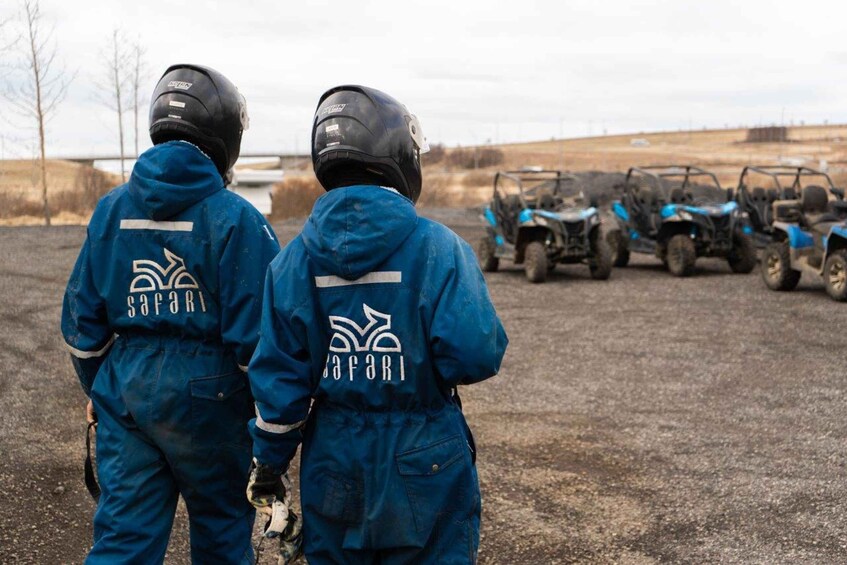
[
  {"x1": 736, "y1": 166, "x2": 844, "y2": 199},
  {"x1": 623, "y1": 165, "x2": 723, "y2": 197},
  {"x1": 493, "y1": 169, "x2": 579, "y2": 208}
]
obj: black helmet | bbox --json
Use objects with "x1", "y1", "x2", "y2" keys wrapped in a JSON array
[
  {"x1": 149, "y1": 64, "x2": 249, "y2": 179},
  {"x1": 311, "y1": 85, "x2": 429, "y2": 203}
]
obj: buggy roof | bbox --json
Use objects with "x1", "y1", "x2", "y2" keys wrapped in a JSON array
[
  {"x1": 495, "y1": 169, "x2": 579, "y2": 197},
  {"x1": 738, "y1": 166, "x2": 836, "y2": 191},
  {"x1": 625, "y1": 165, "x2": 722, "y2": 195}
]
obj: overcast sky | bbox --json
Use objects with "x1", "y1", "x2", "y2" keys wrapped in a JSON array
[{"x1": 2, "y1": 0, "x2": 847, "y2": 160}]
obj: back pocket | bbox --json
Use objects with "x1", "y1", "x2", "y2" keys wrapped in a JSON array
[
  {"x1": 189, "y1": 371, "x2": 253, "y2": 448},
  {"x1": 396, "y1": 435, "x2": 470, "y2": 534},
  {"x1": 318, "y1": 471, "x2": 363, "y2": 525}
]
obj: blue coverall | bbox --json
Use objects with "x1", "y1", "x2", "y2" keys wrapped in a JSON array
[
  {"x1": 61, "y1": 141, "x2": 280, "y2": 564},
  {"x1": 248, "y1": 184, "x2": 508, "y2": 564}
]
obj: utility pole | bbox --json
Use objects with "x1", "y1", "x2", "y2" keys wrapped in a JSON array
[
  {"x1": 559, "y1": 117, "x2": 564, "y2": 170},
  {"x1": 779, "y1": 106, "x2": 785, "y2": 162}
]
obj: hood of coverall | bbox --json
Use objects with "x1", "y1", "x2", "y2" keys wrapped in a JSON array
[
  {"x1": 301, "y1": 184, "x2": 418, "y2": 280},
  {"x1": 128, "y1": 140, "x2": 224, "y2": 221}
]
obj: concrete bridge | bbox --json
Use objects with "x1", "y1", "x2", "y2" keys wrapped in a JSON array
[{"x1": 53, "y1": 152, "x2": 309, "y2": 169}]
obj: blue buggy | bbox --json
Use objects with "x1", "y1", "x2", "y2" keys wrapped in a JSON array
[
  {"x1": 477, "y1": 169, "x2": 613, "y2": 283},
  {"x1": 732, "y1": 165, "x2": 847, "y2": 249},
  {"x1": 761, "y1": 183, "x2": 847, "y2": 300},
  {"x1": 609, "y1": 165, "x2": 756, "y2": 276}
]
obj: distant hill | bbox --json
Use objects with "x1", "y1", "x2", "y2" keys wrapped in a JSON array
[
  {"x1": 0, "y1": 159, "x2": 122, "y2": 198},
  {"x1": 418, "y1": 124, "x2": 847, "y2": 208},
  {"x1": 3, "y1": 124, "x2": 847, "y2": 224},
  {"x1": 480, "y1": 124, "x2": 847, "y2": 187}
]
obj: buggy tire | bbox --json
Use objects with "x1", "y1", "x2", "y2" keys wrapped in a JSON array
[
  {"x1": 728, "y1": 233, "x2": 757, "y2": 274},
  {"x1": 608, "y1": 230, "x2": 630, "y2": 267},
  {"x1": 761, "y1": 241, "x2": 801, "y2": 291},
  {"x1": 524, "y1": 241, "x2": 548, "y2": 283},
  {"x1": 824, "y1": 249, "x2": 847, "y2": 301},
  {"x1": 476, "y1": 235, "x2": 499, "y2": 272},
  {"x1": 590, "y1": 231, "x2": 613, "y2": 280},
  {"x1": 666, "y1": 234, "x2": 696, "y2": 277}
]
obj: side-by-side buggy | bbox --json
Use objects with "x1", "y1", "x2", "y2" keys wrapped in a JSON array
[
  {"x1": 609, "y1": 165, "x2": 756, "y2": 276},
  {"x1": 477, "y1": 169, "x2": 613, "y2": 283},
  {"x1": 760, "y1": 183, "x2": 847, "y2": 301},
  {"x1": 732, "y1": 165, "x2": 847, "y2": 248}
]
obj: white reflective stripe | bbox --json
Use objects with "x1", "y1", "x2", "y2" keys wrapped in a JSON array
[
  {"x1": 65, "y1": 335, "x2": 115, "y2": 359},
  {"x1": 120, "y1": 220, "x2": 194, "y2": 232},
  {"x1": 255, "y1": 413, "x2": 306, "y2": 435},
  {"x1": 238, "y1": 364, "x2": 249, "y2": 373},
  {"x1": 314, "y1": 271, "x2": 402, "y2": 288}
]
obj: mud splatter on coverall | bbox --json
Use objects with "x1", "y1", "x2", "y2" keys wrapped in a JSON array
[
  {"x1": 248, "y1": 184, "x2": 508, "y2": 564},
  {"x1": 62, "y1": 141, "x2": 280, "y2": 564}
]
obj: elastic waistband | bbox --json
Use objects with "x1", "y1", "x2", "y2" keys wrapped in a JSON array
[
  {"x1": 314, "y1": 401, "x2": 459, "y2": 426},
  {"x1": 115, "y1": 332, "x2": 227, "y2": 354}
]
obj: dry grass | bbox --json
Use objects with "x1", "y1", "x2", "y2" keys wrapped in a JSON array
[
  {"x1": 270, "y1": 174, "x2": 324, "y2": 220},
  {"x1": 0, "y1": 191, "x2": 43, "y2": 219},
  {"x1": 0, "y1": 159, "x2": 122, "y2": 198},
  {"x1": 0, "y1": 161, "x2": 117, "y2": 224},
  {"x1": 415, "y1": 123, "x2": 847, "y2": 206},
  {"x1": 3, "y1": 123, "x2": 847, "y2": 222},
  {"x1": 0, "y1": 211, "x2": 90, "y2": 226},
  {"x1": 419, "y1": 172, "x2": 493, "y2": 207},
  {"x1": 486, "y1": 124, "x2": 847, "y2": 187}
]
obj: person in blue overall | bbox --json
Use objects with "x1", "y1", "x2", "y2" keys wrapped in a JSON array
[
  {"x1": 61, "y1": 64, "x2": 280, "y2": 564},
  {"x1": 245, "y1": 85, "x2": 508, "y2": 564}
]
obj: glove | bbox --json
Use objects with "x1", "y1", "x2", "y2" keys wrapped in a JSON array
[
  {"x1": 276, "y1": 514, "x2": 303, "y2": 565},
  {"x1": 246, "y1": 459, "x2": 289, "y2": 516},
  {"x1": 246, "y1": 460, "x2": 303, "y2": 564}
]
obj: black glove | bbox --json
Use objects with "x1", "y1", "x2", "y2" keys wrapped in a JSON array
[
  {"x1": 246, "y1": 460, "x2": 303, "y2": 564},
  {"x1": 246, "y1": 459, "x2": 288, "y2": 511}
]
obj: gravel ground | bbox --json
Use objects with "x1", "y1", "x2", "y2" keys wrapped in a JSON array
[{"x1": 0, "y1": 209, "x2": 845, "y2": 564}]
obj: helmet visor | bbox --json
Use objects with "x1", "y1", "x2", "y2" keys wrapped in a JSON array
[
  {"x1": 408, "y1": 114, "x2": 430, "y2": 154},
  {"x1": 238, "y1": 91, "x2": 250, "y2": 131}
]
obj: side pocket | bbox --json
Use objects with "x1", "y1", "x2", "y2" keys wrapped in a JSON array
[
  {"x1": 396, "y1": 435, "x2": 468, "y2": 534},
  {"x1": 189, "y1": 371, "x2": 253, "y2": 448},
  {"x1": 318, "y1": 472, "x2": 363, "y2": 525}
]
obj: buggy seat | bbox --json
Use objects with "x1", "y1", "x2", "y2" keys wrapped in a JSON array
[{"x1": 802, "y1": 185, "x2": 840, "y2": 237}]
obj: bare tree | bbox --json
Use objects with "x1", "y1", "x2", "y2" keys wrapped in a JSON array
[
  {"x1": 0, "y1": 12, "x2": 19, "y2": 69},
  {"x1": 100, "y1": 28, "x2": 129, "y2": 182},
  {"x1": 129, "y1": 39, "x2": 147, "y2": 160},
  {"x1": 4, "y1": 0, "x2": 71, "y2": 226}
]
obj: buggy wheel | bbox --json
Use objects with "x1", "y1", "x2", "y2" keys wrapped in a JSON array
[
  {"x1": 476, "y1": 235, "x2": 499, "y2": 272},
  {"x1": 666, "y1": 234, "x2": 696, "y2": 276},
  {"x1": 824, "y1": 250, "x2": 847, "y2": 301},
  {"x1": 524, "y1": 241, "x2": 548, "y2": 283},
  {"x1": 728, "y1": 233, "x2": 757, "y2": 274},
  {"x1": 589, "y1": 231, "x2": 613, "y2": 280},
  {"x1": 761, "y1": 241, "x2": 801, "y2": 291},
  {"x1": 608, "y1": 230, "x2": 630, "y2": 267}
]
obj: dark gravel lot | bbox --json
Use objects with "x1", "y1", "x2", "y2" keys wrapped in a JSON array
[{"x1": 1, "y1": 209, "x2": 845, "y2": 564}]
